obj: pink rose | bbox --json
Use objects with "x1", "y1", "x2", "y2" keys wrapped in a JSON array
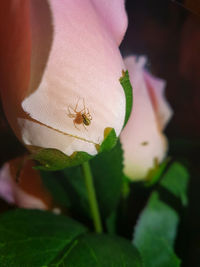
[
  {"x1": 0, "y1": 0, "x2": 127, "y2": 157},
  {"x1": 120, "y1": 56, "x2": 173, "y2": 180},
  {"x1": 0, "y1": 157, "x2": 57, "y2": 211}
]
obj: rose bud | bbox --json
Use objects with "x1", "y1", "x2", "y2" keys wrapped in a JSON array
[
  {"x1": 120, "y1": 56, "x2": 173, "y2": 181},
  {"x1": 0, "y1": 0, "x2": 127, "y2": 166},
  {"x1": 0, "y1": 156, "x2": 60, "y2": 212}
]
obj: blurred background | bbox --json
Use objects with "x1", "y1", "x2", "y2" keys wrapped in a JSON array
[
  {"x1": 0, "y1": 0, "x2": 199, "y2": 266},
  {"x1": 121, "y1": 0, "x2": 200, "y2": 266}
]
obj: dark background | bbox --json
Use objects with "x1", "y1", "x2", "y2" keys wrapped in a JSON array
[
  {"x1": 121, "y1": 1, "x2": 200, "y2": 266},
  {"x1": 0, "y1": 0, "x2": 200, "y2": 266}
]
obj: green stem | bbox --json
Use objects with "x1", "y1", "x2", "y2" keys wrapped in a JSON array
[{"x1": 82, "y1": 161, "x2": 103, "y2": 233}]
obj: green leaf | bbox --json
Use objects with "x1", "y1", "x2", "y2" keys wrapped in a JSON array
[
  {"x1": 0, "y1": 210, "x2": 142, "y2": 266},
  {"x1": 32, "y1": 148, "x2": 93, "y2": 171},
  {"x1": 134, "y1": 234, "x2": 180, "y2": 267},
  {"x1": 160, "y1": 162, "x2": 189, "y2": 206},
  {"x1": 50, "y1": 233, "x2": 143, "y2": 267},
  {"x1": 59, "y1": 165, "x2": 90, "y2": 218},
  {"x1": 41, "y1": 166, "x2": 90, "y2": 219},
  {"x1": 60, "y1": 140, "x2": 124, "y2": 219},
  {"x1": 40, "y1": 171, "x2": 71, "y2": 208},
  {"x1": 144, "y1": 159, "x2": 170, "y2": 187},
  {"x1": 91, "y1": 140, "x2": 124, "y2": 217},
  {"x1": 133, "y1": 192, "x2": 180, "y2": 267},
  {"x1": 36, "y1": 140, "x2": 123, "y2": 222},
  {"x1": 62, "y1": 141, "x2": 124, "y2": 219},
  {"x1": 0, "y1": 209, "x2": 87, "y2": 267},
  {"x1": 119, "y1": 70, "x2": 133, "y2": 128},
  {"x1": 97, "y1": 128, "x2": 118, "y2": 153},
  {"x1": 106, "y1": 211, "x2": 117, "y2": 235}
]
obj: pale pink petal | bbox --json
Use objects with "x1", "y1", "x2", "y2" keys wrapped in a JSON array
[
  {"x1": 0, "y1": 158, "x2": 54, "y2": 210},
  {"x1": 1, "y1": 0, "x2": 126, "y2": 156},
  {"x1": 14, "y1": 187, "x2": 48, "y2": 210},
  {"x1": 144, "y1": 71, "x2": 173, "y2": 130},
  {"x1": 120, "y1": 56, "x2": 168, "y2": 180},
  {"x1": 0, "y1": 163, "x2": 15, "y2": 203},
  {"x1": 21, "y1": 0, "x2": 126, "y2": 155},
  {"x1": 91, "y1": 0, "x2": 128, "y2": 45},
  {"x1": 19, "y1": 118, "x2": 97, "y2": 156}
]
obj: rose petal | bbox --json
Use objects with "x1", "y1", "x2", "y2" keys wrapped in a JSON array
[
  {"x1": 0, "y1": 164, "x2": 15, "y2": 204},
  {"x1": 14, "y1": 188, "x2": 47, "y2": 210},
  {"x1": 22, "y1": 0, "x2": 126, "y2": 149},
  {"x1": 144, "y1": 71, "x2": 173, "y2": 130},
  {"x1": 0, "y1": 0, "x2": 127, "y2": 156},
  {"x1": 0, "y1": 157, "x2": 54, "y2": 210},
  {"x1": 91, "y1": 0, "x2": 128, "y2": 45},
  {"x1": 120, "y1": 56, "x2": 170, "y2": 180},
  {"x1": 19, "y1": 118, "x2": 97, "y2": 156}
]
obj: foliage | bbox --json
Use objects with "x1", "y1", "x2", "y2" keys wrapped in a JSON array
[
  {"x1": 133, "y1": 161, "x2": 189, "y2": 267},
  {"x1": 0, "y1": 210, "x2": 142, "y2": 267},
  {"x1": 119, "y1": 70, "x2": 133, "y2": 128},
  {"x1": 40, "y1": 140, "x2": 124, "y2": 219}
]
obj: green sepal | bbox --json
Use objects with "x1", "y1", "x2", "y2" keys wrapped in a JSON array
[
  {"x1": 97, "y1": 127, "x2": 118, "y2": 153},
  {"x1": 32, "y1": 149, "x2": 93, "y2": 171},
  {"x1": 144, "y1": 158, "x2": 170, "y2": 187},
  {"x1": 119, "y1": 70, "x2": 133, "y2": 128}
]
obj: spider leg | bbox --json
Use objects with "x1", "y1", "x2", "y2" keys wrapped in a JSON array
[
  {"x1": 83, "y1": 98, "x2": 86, "y2": 110},
  {"x1": 85, "y1": 108, "x2": 92, "y2": 120},
  {"x1": 88, "y1": 114, "x2": 92, "y2": 120},
  {"x1": 84, "y1": 108, "x2": 89, "y2": 114},
  {"x1": 68, "y1": 105, "x2": 76, "y2": 114},
  {"x1": 82, "y1": 123, "x2": 88, "y2": 131},
  {"x1": 68, "y1": 114, "x2": 76, "y2": 118},
  {"x1": 79, "y1": 98, "x2": 87, "y2": 113},
  {"x1": 74, "y1": 98, "x2": 81, "y2": 112},
  {"x1": 73, "y1": 121, "x2": 80, "y2": 131},
  {"x1": 80, "y1": 101, "x2": 91, "y2": 116},
  {"x1": 86, "y1": 108, "x2": 92, "y2": 116}
]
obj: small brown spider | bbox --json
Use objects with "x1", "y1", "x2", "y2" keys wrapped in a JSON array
[{"x1": 67, "y1": 98, "x2": 92, "y2": 130}]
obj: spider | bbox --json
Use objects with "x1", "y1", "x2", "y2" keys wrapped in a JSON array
[{"x1": 67, "y1": 98, "x2": 92, "y2": 130}]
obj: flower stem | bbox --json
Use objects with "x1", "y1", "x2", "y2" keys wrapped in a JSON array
[{"x1": 82, "y1": 161, "x2": 102, "y2": 233}]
